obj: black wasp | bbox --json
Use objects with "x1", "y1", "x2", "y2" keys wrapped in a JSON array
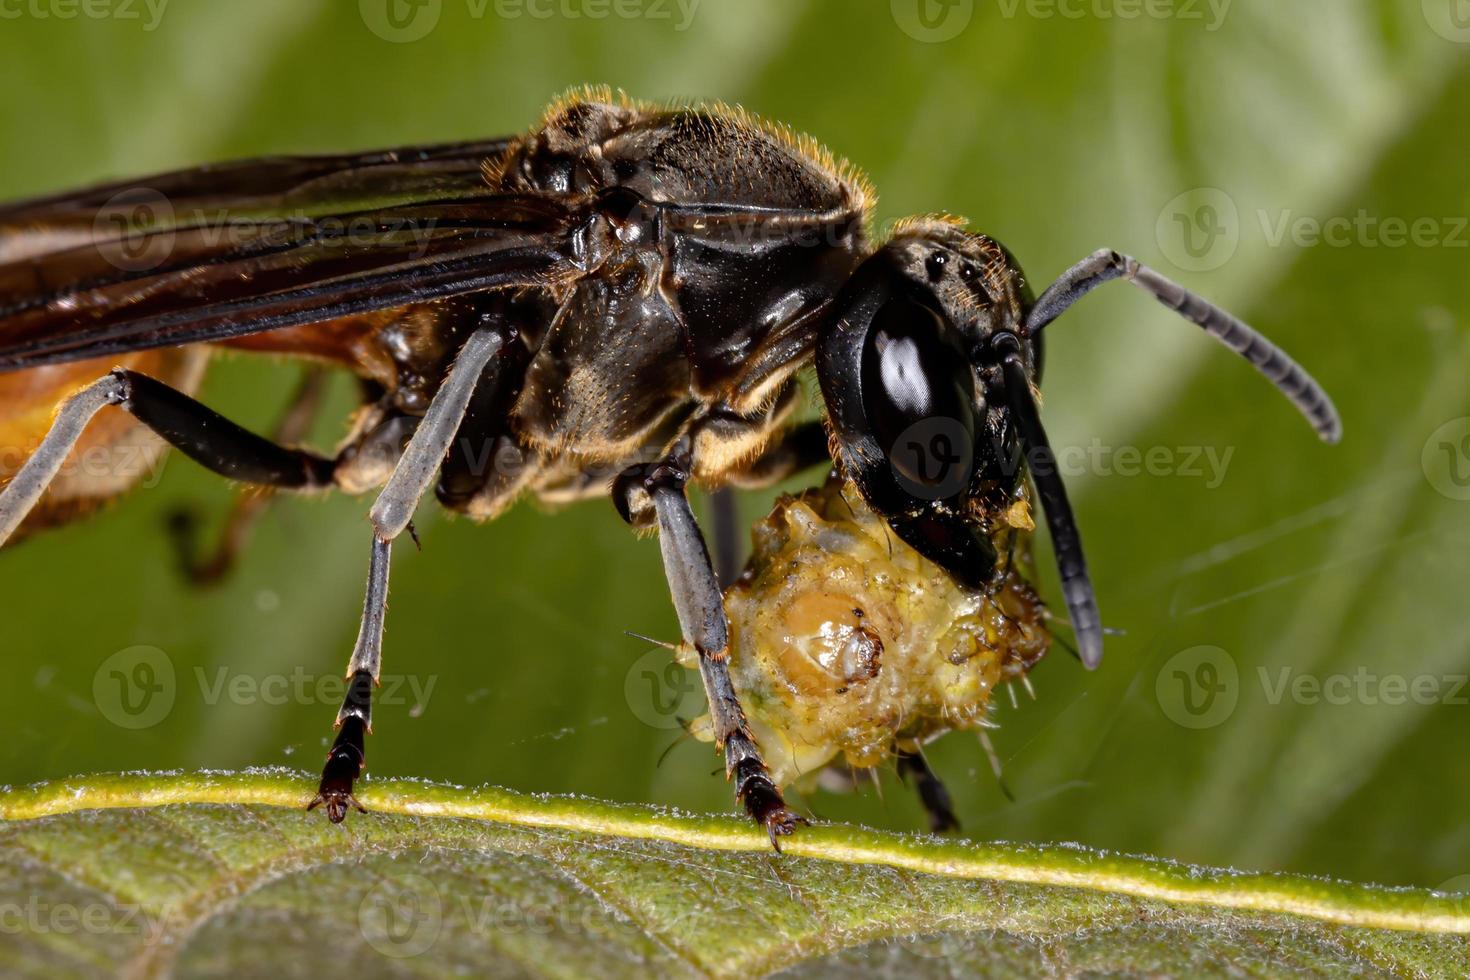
[{"x1": 0, "y1": 89, "x2": 1338, "y2": 846}]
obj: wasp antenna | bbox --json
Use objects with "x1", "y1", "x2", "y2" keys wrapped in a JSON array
[
  {"x1": 977, "y1": 730, "x2": 1015, "y2": 803},
  {"x1": 1025, "y1": 249, "x2": 1341, "y2": 444},
  {"x1": 997, "y1": 342, "x2": 1104, "y2": 669}
]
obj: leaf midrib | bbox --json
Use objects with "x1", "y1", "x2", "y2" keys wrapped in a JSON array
[{"x1": 2, "y1": 769, "x2": 1465, "y2": 938}]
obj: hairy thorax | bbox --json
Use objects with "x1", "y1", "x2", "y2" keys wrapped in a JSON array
[{"x1": 436, "y1": 94, "x2": 873, "y2": 516}]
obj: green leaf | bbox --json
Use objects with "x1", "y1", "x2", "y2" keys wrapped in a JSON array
[{"x1": 1, "y1": 771, "x2": 1467, "y2": 978}]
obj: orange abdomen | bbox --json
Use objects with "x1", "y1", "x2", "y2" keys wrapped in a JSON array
[{"x1": 0, "y1": 348, "x2": 208, "y2": 535}]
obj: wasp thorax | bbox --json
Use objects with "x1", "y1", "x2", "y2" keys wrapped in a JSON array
[{"x1": 686, "y1": 476, "x2": 1050, "y2": 789}]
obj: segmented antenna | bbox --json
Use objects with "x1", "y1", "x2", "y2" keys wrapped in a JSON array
[{"x1": 1026, "y1": 249, "x2": 1341, "y2": 444}]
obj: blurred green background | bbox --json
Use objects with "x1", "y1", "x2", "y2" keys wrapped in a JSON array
[{"x1": 1, "y1": 0, "x2": 1467, "y2": 893}]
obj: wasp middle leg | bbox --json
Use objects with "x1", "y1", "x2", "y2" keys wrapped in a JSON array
[{"x1": 309, "y1": 319, "x2": 514, "y2": 822}]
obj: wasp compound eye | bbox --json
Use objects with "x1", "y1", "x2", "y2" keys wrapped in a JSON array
[{"x1": 860, "y1": 296, "x2": 976, "y2": 502}]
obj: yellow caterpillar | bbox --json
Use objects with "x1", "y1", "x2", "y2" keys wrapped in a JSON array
[{"x1": 686, "y1": 476, "x2": 1051, "y2": 792}]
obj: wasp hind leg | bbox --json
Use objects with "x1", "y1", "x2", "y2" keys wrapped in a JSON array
[
  {"x1": 307, "y1": 535, "x2": 386, "y2": 823},
  {"x1": 0, "y1": 368, "x2": 335, "y2": 547},
  {"x1": 0, "y1": 367, "x2": 375, "y2": 814},
  {"x1": 614, "y1": 443, "x2": 807, "y2": 850}
]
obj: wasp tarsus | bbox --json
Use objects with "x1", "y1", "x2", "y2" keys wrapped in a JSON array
[
  {"x1": 308, "y1": 714, "x2": 368, "y2": 824},
  {"x1": 735, "y1": 761, "x2": 809, "y2": 851}
]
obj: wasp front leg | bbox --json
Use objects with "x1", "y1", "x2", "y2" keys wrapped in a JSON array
[{"x1": 615, "y1": 444, "x2": 807, "y2": 850}]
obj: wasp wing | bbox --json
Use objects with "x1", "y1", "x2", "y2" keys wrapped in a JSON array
[{"x1": 0, "y1": 138, "x2": 577, "y2": 370}]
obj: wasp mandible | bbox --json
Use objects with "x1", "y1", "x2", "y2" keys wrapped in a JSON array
[{"x1": 0, "y1": 89, "x2": 1340, "y2": 846}]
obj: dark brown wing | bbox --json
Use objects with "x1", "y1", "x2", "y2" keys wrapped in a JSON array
[{"x1": 0, "y1": 138, "x2": 581, "y2": 370}]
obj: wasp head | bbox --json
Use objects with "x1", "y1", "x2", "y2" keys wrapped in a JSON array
[
  {"x1": 815, "y1": 217, "x2": 1039, "y2": 597},
  {"x1": 818, "y1": 211, "x2": 1342, "y2": 673}
]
